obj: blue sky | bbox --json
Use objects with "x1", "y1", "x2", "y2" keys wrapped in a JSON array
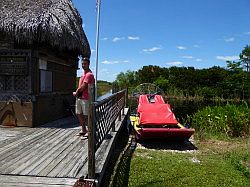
[{"x1": 73, "y1": 0, "x2": 250, "y2": 82}]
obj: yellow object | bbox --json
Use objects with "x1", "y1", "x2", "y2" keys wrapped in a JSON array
[
  {"x1": 130, "y1": 115, "x2": 185, "y2": 129},
  {"x1": 130, "y1": 115, "x2": 140, "y2": 131}
]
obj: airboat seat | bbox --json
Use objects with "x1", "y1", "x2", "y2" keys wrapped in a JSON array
[
  {"x1": 138, "y1": 95, "x2": 150, "y2": 104},
  {"x1": 137, "y1": 103, "x2": 178, "y2": 125},
  {"x1": 139, "y1": 112, "x2": 178, "y2": 125},
  {"x1": 154, "y1": 95, "x2": 165, "y2": 104}
]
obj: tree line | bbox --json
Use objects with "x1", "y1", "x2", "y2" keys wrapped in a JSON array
[{"x1": 114, "y1": 45, "x2": 250, "y2": 100}]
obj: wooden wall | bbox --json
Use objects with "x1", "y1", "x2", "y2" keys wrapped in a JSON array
[
  {"x1": 0, "y1": 41, "x2": 78, "y2": 127},
  {"x1": 31, "y1": 48, "x2": 78, "y2": 126}
]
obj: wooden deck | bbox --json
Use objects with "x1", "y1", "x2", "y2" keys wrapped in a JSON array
[{"x1": 0, "y1": 108, "x2": 128, "y2": 186}]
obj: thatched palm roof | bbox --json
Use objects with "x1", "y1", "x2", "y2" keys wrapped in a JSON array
[{"x1": 0, "y1": 0, "x2": 90, "y2": 57}]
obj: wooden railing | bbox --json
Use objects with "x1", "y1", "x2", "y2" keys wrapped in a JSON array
[{"x1": 88, "y1": 89, "x2": 127, "y2": 179}]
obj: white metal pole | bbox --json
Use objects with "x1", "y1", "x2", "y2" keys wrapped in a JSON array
[{"x1": 95, "y1": 0, "x2": 101, "y2": 101}]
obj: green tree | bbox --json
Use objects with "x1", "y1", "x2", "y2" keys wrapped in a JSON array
[
  {"x1": 226, "y1": 60, "x2": 243, "y2": 72},
  {"x1": 153, "y1": 76, "x2": 169, "y2": 92},
  {"x1": 137, "y1": 65, "x2": 164, "y2": 83},
  {"x1": 239, "y1": 45, "x2": 250, "y2": 72},
  {"x1": 114, "y1": 70, "x2": 137, "y2": 89},
  {"x1": 227, "y1": 45, "x2": 250, "y2": 72}
]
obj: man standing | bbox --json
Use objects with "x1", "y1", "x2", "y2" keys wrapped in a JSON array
[{"x1": 73, "y1": 57, "x2": 95, "y2": 139}]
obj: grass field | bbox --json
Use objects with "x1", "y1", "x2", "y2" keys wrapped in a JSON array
[
  {"x1": 126, "y1": 138, "x2": 250, "y2": 187},
  {"x1": 109, "y1": 136, "x2": 250, "y2": 187}
]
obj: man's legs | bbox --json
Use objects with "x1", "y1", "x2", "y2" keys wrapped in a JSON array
[
  {"x1": 75, "y1": 99, "x2": 89, "y2": 137},
  {"x1": 76, "y1": 114, "x2": 88, "y2": 134}
]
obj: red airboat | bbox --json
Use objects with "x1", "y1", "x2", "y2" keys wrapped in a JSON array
[{"x1": 130, "y1": 83, "x2": 195, "y2": 141}]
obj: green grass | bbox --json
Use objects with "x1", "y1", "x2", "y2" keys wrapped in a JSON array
[
  {"x1": 97, "y1": 82, "x2": 112, "y2": 97},
  {"x1": 126, "y1": 139, "x2": 250, "y2": 187}
]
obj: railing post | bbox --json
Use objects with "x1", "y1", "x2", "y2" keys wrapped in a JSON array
[
  {"x1": 112, "y1": 94, "x2": 117, "y2": 131},
  {"x1": 88, "y1": 85, "x2": 95, "y2": 179},
  {"x1": 118, "y1": 103, "x2": 121, "y2": 121},
  {"x1": 122, "y1": 89, "x2": 127, "y2": 115}
]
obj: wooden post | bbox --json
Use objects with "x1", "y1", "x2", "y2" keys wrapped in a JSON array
[
  {"x1": 118, "y1": 108, "x2": 121, "y2": 121},
  {"x1": 122, "y1": 89, "x2": 127, "y2": 115},
  {"x1": 88, "y1": 85, "x2": 95, "y2": 179},
  {"x1": 112, "y1": 96, "x2": 116, "y2": 132},
  {"x1": 125, "y1": 88, "x2": 128, "y2": 107}
]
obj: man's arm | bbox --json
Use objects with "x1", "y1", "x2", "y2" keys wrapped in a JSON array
[
  {"x1": 73, "y1": 80, "x2": 88, "y2": 97},
  {"x1": 77, "y1": 82, "x2": 88, "y2": 93}
]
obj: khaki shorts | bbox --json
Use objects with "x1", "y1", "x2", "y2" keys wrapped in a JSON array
[{"x1": 75, "y1": 98, "x2": 89, "y2": 115}]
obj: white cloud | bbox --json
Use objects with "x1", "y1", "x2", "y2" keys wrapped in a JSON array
[
  {"x1": 196, "y1": 58, "x2": 202, "y2": 62},
  {"x1": 143, "y1": 47, "x2": 161, "y2": 52},
  {"x1": 166, "y1": 61, "x2": 183, "y2": 66},
  {"x1": 193, "y1": 44, "x2": 200, "y2": 48},
  {"x1": 216, "y1": 56, "x2": 239, "y2": 61},
  {"x1": 245, "y1": 32, "x2": 250, "y2": 35},
  {"x1": 182, "y1": 56, "x2": 194, "y2": 59},
  {"x1": 91, "y1": 49, "x2": 96, "y2": 53},
  {"x1": 102, "y1": 37, "x2": 108, "y2": 41},
  {"x1": 112, "y1": 37, "x2": 125, "y2": 42},
  {"x1": 82, "y1": 24, "x2": 85, "y2": 28},
  {"x1": 101, "y1": 60, "x2": 119, "y2": 64},
  {"x1": 224, "y1": 37, "x2": 235, "y2": 42},
  {"x1": 177, "y1": 46, "x2": 187, "y2": 50},
  {"x1": 101, "y1": 60, "x2": 129, "y2": 65},
  {"x1": 128, "y1": 36, "x2": 140, "y2": 40}
]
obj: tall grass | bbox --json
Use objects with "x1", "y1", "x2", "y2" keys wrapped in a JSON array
[{"x1": 190, "y1": 102, "x2": 250, "y2": 138}]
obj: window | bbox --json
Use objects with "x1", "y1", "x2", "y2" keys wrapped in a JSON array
[{"x1": 40, "y1": 70, "x2": 52, "y2": 92}]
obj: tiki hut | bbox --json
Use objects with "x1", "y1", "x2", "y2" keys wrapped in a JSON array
[{"x1": 0, "y1": 0, "x2": 91, "y2": 127}]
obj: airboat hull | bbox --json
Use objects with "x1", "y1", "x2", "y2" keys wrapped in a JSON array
[
  {"x1": 130, "y1": 86, "x2": 195, "y2": 141},
  {"x1": 135, "y1": 126, "x2": 195, "y2": 140},
  {"x1": 130, "y1": 115, "x2": 194, "y2": 141}
]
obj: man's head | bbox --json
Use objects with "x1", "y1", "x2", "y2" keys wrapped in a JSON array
[{"x1": 82, "y1": 57, "x2": 90, "y2": 71}]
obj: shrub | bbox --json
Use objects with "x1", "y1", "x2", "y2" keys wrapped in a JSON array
[{"x1": 190, "y1": 103, "x2": 250, "y2": 138}]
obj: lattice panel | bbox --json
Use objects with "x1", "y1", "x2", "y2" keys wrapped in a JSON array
[
  {"x1": 0, "y1": 94, "x2": 32, "y2": 102},
  {"x1": 5, "y1": 76, "x2": 13, "y2": 91},
  {"x1": 93, "y1": 90, "x2": 126, "y2": 150},
  {"x1": 0, "y1": 76, "x2": 4, "y2": 91},
  {"x1": 14, "y1": 76, "x2": 28, "y2": 91},
  {"x1": 95, "y1": 99, "x2": 117, "y2": 149},
  {"x1": 0, "y1": 75, "x2": 29, "y2": 92}
]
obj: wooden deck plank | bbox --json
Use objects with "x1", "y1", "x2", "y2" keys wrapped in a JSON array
[
  {"x1": 0, "y1": 175, "x2": 76, "y2": 187},
  {"x1": 0, "y1": 129, "x2": 66, "y2": 174},
  {"x1": 0, "y1": 128, "x2": 59, "y2": 162},
  {"x1": 95, "y1": 132, "x2": 116, "y2": 174},
  {"x1": 62, "y1": 141, "x2": 88, "y2": 178},
  {"x1": 0, "y1": 128, "x2": 49, "y2": 155},
  {"x1": 35, "y1": 131, "x2": 80, "y2": 176},
  {"x1": 12, "y1": 129, "x2": 75, "y2": 175},
  {"x1": 75, "y1": 159, "x2": 88, "y2": 178},
  {"x1": 0, "y1": 129, "x2": 62, "y2": 172},
  {"x1": 0, "y1": 107, "x2": 129, "y2": 186},
  {"x1": 0, "y1": 127, "x2": 37, "y2": 147},
  {"x1": 47, "y1": 140, "x2": 85, "y2": 177},
  {"x1": 56, "y1": 142, "x2": 87, "y2": 178},
  {"x1": 95, "y1": 110, "x2": 128, "y2": 183}
]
